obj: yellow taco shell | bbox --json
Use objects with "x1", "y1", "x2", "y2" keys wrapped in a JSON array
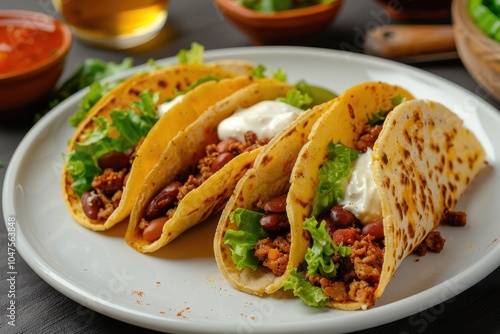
[
  {"x1": 125, "y1": 80, "x2": 294, "y2": 253},
  {"x1": 62, "y1": 63, "x2": 251, "y2": 232}
]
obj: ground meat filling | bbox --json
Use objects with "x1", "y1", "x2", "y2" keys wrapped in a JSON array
[
  {"x1": 139, "y1": 131, "x2": 270, "y2": 240},
  {"x1": 253, "y1": 194, "x2": 291, "y2": 276},
  {"x1": 308, "y1": 209, "x2": 385, "y2": 307},
  {"x1": 80, "y1": 139, "x2": 143, "y2": 221},
  {"x1": 302, "y1": 114, "x2": 464, "y2": 307}
]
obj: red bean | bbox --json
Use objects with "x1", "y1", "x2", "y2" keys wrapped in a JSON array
[
  {"x1": 81, "y1": 191, "x2": 103, "y2": 220},
  {"x1": 97, "y1": 151, "x2": 130, "y2": 170},
  {"x1": 361, "y1": 219, "x2": 384, "y2": 239},
  {"x1": 316, "y1": 212, "x2": 335, "y2": 238},
  {"x1": 145, "y1": 181, "x2": 182, "y2": 220},
  {"x1": 330, "y1": 205, "x2": 358, "y2": 228},
  {"x1": 262, "y1": 195, "x2": 287, "y2": 213},
  {"x1": 210, "y1": 152, "x2": 235, "y2": 173},
  {"x1": 143, "y1": 216, "x2": 168, "y2": 242},
  {"x1": 332, "y1": 228, "x2": 356, "y2": 245},
  {"x1": 259, "y1": 213, "x2": 289, "y2": 233},
  {"x1": 216, "y1": 139, "x2": 236, "y2": 153}
]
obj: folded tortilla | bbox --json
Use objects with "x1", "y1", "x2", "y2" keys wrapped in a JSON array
[
  {"x1": 125, "y1": 80, "x2": 295, "y2": 253},
  {"x1": 284, "y1": 84, "x2": 486, "y2": 309},
  {"x1": 62, "y1": 63, "x2": 254, "y2": 231},
  {"x1": 213, "y1": 97, "x2": 340, "y2": 295}
]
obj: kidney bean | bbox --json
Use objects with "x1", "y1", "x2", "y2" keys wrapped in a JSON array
[
  {"x1": 330, "y1": 205, "x2": 358, "y2": 228},
  {"x1": 210, "y1": 152, "x2": 235, "y2": 173},
  {"x1": 81, "y1": 191, "x2": 103, "y2": 220},
  {"x1": 143, "y1": 216, "x2": 168, "y2": 242},
  {"x1": 98, "y1": 151, "x2": 130, "y2": 170},
  {"x1": 361, "y1": 219, "x2": 384, "y2": 239},
  {"x1": 316, "y1": 212, "x2": 335, "y2": 238},
  {"x1": 145, "y1": 181, "x2": 182, "y2": 220},
  {"x1": 262, "y1": 194, "x2": 287, "y2": 213},
  {"x1": 332, "y1": 228, "x2": 356, "y2": 246},
  {"x1": 216, "y1": 138, "x2": 237, "y2": 153},
  {"x1": 259, "y1": 213, "x2": 289, "y2": 233}
]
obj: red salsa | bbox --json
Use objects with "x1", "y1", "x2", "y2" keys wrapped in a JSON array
[{"x1": 0, "y1": 17, "x2": 65, "y2": 75}]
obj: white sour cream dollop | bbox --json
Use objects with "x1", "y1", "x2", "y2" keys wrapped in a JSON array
[
  {"x1": 341, "y1": 148, "x2": 383, "y2": 225},
  {"x1": 157, "y1": 94, "x2": 185, "y2": 117},
  {"x1": 217, "y1": 100, "x2": 303, "y2": 142}
]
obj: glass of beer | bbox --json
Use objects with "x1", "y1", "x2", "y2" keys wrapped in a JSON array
[{"x1": 52, "y1": 0, "x2": 169, "y2": 49}]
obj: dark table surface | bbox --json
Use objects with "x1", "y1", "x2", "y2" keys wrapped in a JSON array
[{"x1": 1, "y1": 0, "x2": 499, "y2": 333}]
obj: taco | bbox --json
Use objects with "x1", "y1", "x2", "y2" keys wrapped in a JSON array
[
  {"x1": 213, "y1": 82, "x2": 415, "y2": 296},
  {"x1": 62, "y1": 62, "x2": 255, "y2": 232},
  {"x1": 125, "y1": 79, "x2": 331, "y2": 253},
  {"x1": 213, "y1": 96, "x2": 341, "y2": 295},
  {"x1": 281, "y1": 85, "x2": 486, "y2": 309}
]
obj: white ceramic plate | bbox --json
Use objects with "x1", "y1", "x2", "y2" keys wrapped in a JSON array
[{"x1": 3, "y1": 46, "x2": 500, "y2": 334}]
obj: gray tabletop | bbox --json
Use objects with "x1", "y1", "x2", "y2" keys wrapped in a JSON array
[{"x1": 1, "y1": 0, "x2": 500, "y2": 333}]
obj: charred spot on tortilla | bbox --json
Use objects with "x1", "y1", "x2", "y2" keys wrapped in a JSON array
[
  {"x1": 348, "y1": 104, "x2": 355, "y2": 119},
  {"x1": 157, "y1": 79, "x2": 167, "y2": 88},
  {"x1": 129, "y1": 88, "x2": 141, "y2": 96}
]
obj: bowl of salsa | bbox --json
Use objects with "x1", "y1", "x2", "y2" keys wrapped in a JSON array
[{"x1": 0, "y1": 10, "x2": 72, "y2": 116}]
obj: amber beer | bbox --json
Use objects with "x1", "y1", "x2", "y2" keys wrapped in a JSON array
[{"x1": 53, "y1": 0, "x2": 169, "y2": 48}]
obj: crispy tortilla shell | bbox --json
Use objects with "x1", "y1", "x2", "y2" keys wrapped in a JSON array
[
  {"x1": 213, "y1": 98, "x2": 340, "y2": 296},
  {"x1": 62, "y1": 64, "x2": 248, "y2": 232},
  {"x1": 125, "y1": 80, "x2": 294, "y2": 253}
]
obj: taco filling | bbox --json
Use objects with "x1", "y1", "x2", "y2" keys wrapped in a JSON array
[
  {"x1": 138, "y1": 92, "x2": 313, "y2": 242},
  {"x1": 69, "y1": 76, "x2": 223, "y2": 222},
  {"x1": 282, "y1": 97, "x2": 484, "y2": 309}
]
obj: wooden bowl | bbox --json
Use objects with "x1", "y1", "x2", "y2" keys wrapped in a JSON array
[
  {"x1": 452, "y1": 0, "x2": 500, "y2": 100},
  {"x1": 214, "y1": 0, "x2": 344, "y2": 45},
  {"x1": 0, "y1": 10, "x2": 72, "y2": 118}
]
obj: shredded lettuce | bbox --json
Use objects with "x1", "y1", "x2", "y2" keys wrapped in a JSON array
[
  {"x1": 312, "y1": 143, "x2": 360, "y2": 217},
  {"x1": 303, "y1": 217, "x2": 351, "y2": 278},
  {"x1": 277, "y1": 89, "x2": 314, "y2": 110},
  {"x1": 238, "y1": 0, "x2": 337, "y2": 12},
  {"x1": 69, "y1": 81, "x2": 119, "y2": 127},
  {"x1": 223, "y1": 208, "x2": 268, "y2": 270},
  {"x1": 250, "y1": 64, "x2": 287, "y2": 81},
  {"x1": 282, "y1": 217, "x2": 350, "y2": 307},
  {"x1": 177, "y1": 42, "x2": 205, "y2": 64},
  {"x1": 282, "y1": 268, "x2": 329, "y2": 307},
  {"x1": 65, "y1": 91, "x2": 159, "y2": 196},
  {"x1": 36, "y1": 57, "x2": 134, "y2": 123},
  {"x1": 367, "y1": 94, "x2": 407, "y2": 126},
  {"x1": 282, "y1": 217, "x2": 351, "y2": 307}
]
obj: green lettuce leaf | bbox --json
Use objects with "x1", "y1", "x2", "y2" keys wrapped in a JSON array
[
  {"x1": 65, "y1": 91, "x2": 159, "y2": 196},
  {"x1": 177, "y1": 42, "x2": 205, "y2": 64},
  {"x1": 68, "y1": 81, "x2": 118, "y2": 127},
  {"x1": 223, "y1": 208, "x2": 268, "y2": 270},
  {"x1": 312, "y1": 142, "x2": 359, "y2": 217},
  {"x1": 282, "y1": 268, "x2": 329, "y2": 307},
  {"x1": 303, "y1": 217, "x2": 351, "y2": 279},
  {"x1": 282, "y1": 217, "x2": 350, "y2": 307},
  {"x1": 249, "y1": 64, "x2": 287, "y2": 81}
]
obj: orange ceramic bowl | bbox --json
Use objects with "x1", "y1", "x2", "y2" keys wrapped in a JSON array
[
  {"x1": 452, "y1": 0, "x2": 500, "y2": 100},
  {"x1": 214, "y1": 0, "x2": 344, "y2": 45},
  {"x1": 0, "y1": 10, "x2": 72, "y2": 118}
]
